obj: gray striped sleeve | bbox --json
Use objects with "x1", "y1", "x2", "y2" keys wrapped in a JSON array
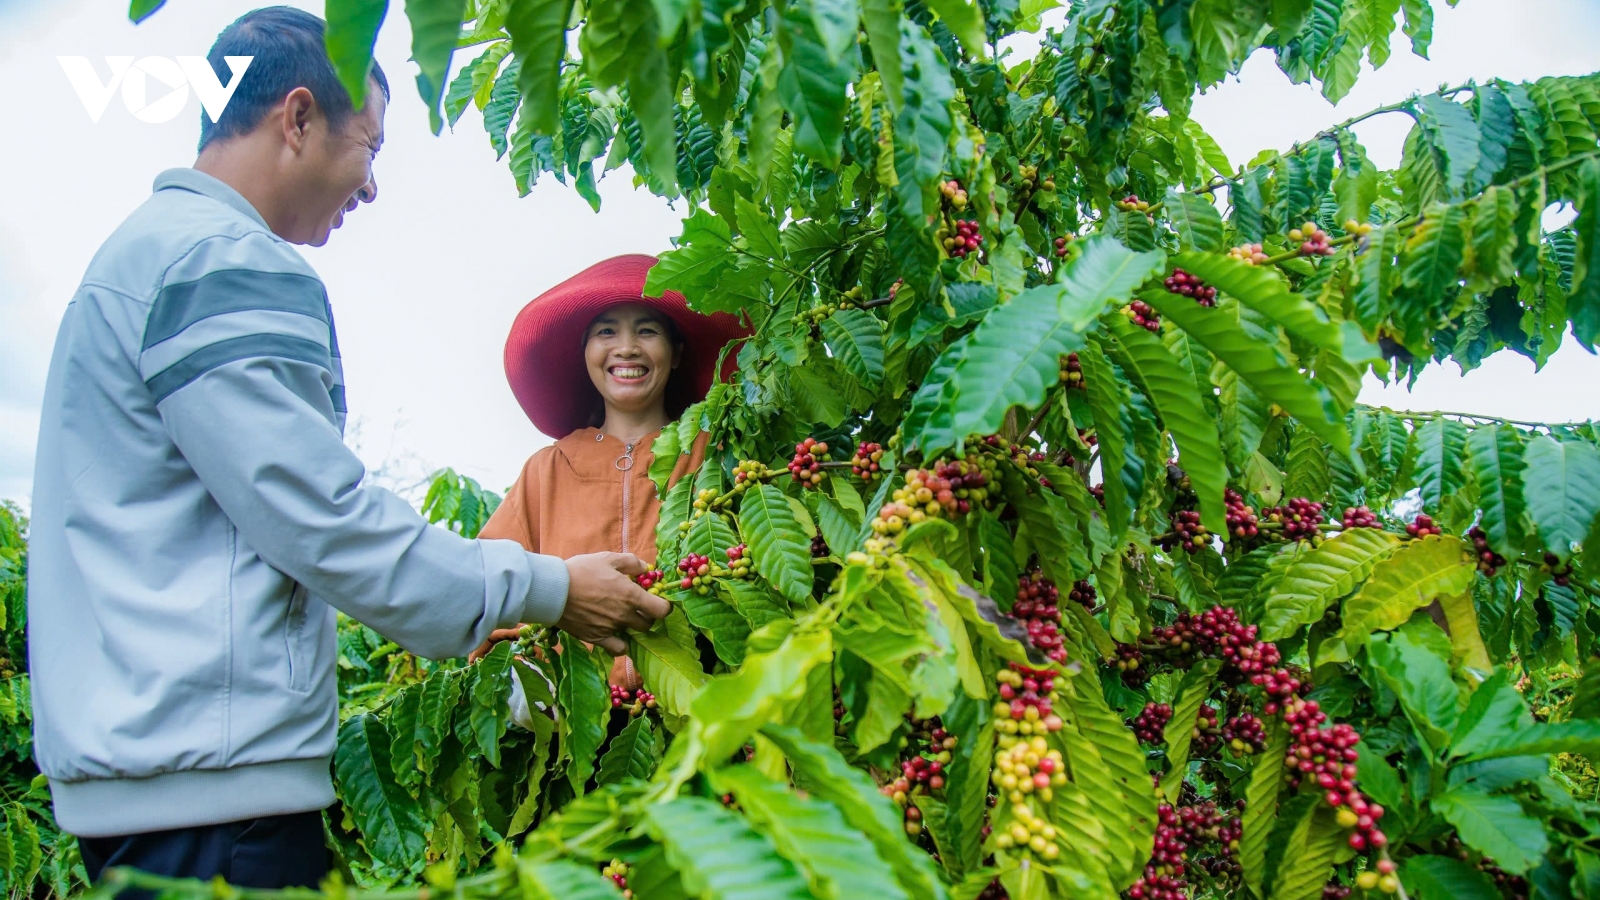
[{"x1": 139, "y1": 238, "x2": 344, "y2": 413}]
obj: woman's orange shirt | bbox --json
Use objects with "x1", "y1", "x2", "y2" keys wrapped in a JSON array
[{"x1": 480, "y1": 427, "x2": 709, "y2": 564}]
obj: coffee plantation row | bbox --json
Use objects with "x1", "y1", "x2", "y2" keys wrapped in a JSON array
[{"x1": 2, "y1": 0, "x2": 1599, "y2": 897}]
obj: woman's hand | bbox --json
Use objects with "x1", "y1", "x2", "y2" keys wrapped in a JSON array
[
  {"x1": 468, "y1": 627, "x2": 524, "y2": 663},
  {"x1": 560, "y1": 552, "x2": 671, "y2": 655}
]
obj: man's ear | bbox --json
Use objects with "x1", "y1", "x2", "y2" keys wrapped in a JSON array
[{"x1": 280, "y1": 86, "x2": 318, "y2": 153}]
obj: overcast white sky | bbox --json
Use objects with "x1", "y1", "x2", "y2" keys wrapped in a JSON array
[{"x1": 1, "y1": 0, "x2": 1597, "y2": 507}]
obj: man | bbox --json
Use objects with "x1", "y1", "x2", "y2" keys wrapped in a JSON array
[{"x1": 27, "y1": 6, "x2": 667, "y2": 888}]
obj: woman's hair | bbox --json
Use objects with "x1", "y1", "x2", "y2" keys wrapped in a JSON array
[{"x1": 581, "y1": 309, "x2": 691, "y2": 429}]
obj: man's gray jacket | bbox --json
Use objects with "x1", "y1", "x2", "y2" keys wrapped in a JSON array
[{"x1": 28, "y1": 169, "x2": 569, "y2": 837}]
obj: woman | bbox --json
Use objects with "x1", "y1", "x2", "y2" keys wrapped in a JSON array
[{"x1": 474, "y1": 254, "x2": 746, "y2": 688}]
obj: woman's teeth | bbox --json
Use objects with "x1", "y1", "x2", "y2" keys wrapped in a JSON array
[{"x1": 612, "y1": 366, "x2": 647, "y2": 379}]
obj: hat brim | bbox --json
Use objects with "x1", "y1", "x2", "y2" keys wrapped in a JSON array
[{"x1": 504, "y1": 254, "x2": 749, "y2": 439}]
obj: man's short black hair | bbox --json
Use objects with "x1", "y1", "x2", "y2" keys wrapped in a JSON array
[{"x1": 198, "y1": 6, "x2": 391, "y2": 152}]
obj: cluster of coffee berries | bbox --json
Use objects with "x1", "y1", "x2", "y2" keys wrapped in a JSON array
[
  {"x1": 1117, "y1": 194, "x2": 1153, "y2": 213},
  {"x1": 1192, "y1": 704, "x2": 1222, "y2": 756},
  {"x1": 1289, "y1": 221, "x2": 1335, "y2": 256},
  {"x1": 852, "y1": 441, "x2": 886, "y2": 480},
  {"x1": 1323, "y1": 883, "x2": 1351, "y2": 900},
  {"x1": 994, "y1": 665, "x2": 1065, "y2": 736},
  {"x1": 1468, "y1": 526, "x2": 1507, "y2": 576},
  {"x1": 1255, "y1": 667, "x2": 1305, "y2": 713},
  {"x1": 1131, "y1": 702, "x2": 1173, "y2": 744},
  {"x1": 725, "y1": 543, "x2": 753, "y2": 578},
  {"x1": 602, "y1": 860, "x2": 633, "y2": 899},
  {"x1": 1544, "y1": 553, "x2": 1574, "y2": 587},
  {"x1": 1128, "y1": 805, "x2": 1192, "y2": 900},
  {"x1": 1114, "y1": 643, "x2": 1146, "y2": 681},
  {"x1": 732, "y1": 459, "x2": 771, "y2": 489},
  {"x1": 1341, "y1": 505, "x2": 1379, "y2": 529},
  {"x1": 1353, "y1": 859, "x2": 1401, "y2": 894},
  {"x1": 1406, "y1": 513, "x2": 1442, "y2": 537},
  {"x1": 677, "y1": 552, "x2": 713, "y2": 593},
  {"x1": 1059, "y1": 352, "x2": 1085, "y2": 390},
  {"x1": 1162, "y1": 509, "x2": 1212, "y2": 554},
  {"x1": 1068, "y1": 579, "x2": 1097, "y2": 610},
  {"x1": 1164, "y1": 268, "x2": 1217, "y2": 307},
  {"x1": 789, "y1": 437, "x2": 829, "y2": 488},
  {"x1": 636, "y1": 569, "x2": 665, "y2": 591},
  {"x1": 900, "y1": 755, "x2": 947, "y2": 793},
  {"x1": 939, "y1": 178, "x2": 969, "y2": 210},
  {"x1": 791, "y1": 301, "x2": 844, "y2": 333},
  {"x1": 993, "y1": 738, "x2": 1068, "y2": 818},
  {"x1": 1342, "y1": 218, "x2": 1374, "y2": 237},
  {"x1": 945, "y1": 220, "x2": 984, "y2": 258},
  {"x1": 811, "y1": 533, "x2": 830, "y2": 558},
  {"x1": 688, "y1": 486, "x2": 720, "y2": 515},
  {"x1": 1053, "y1": 235, "x2": 1073, "y2": 258},
  {"x1": 1012, "y1": 164, "x2": 1055, "y2": 210},
  {"x1": 1150, "y1": 606, "x2": 1283, "y2": 682},
  {"x1": 1227, "y1": 242, "x2": 1270, "y2": 265},
  {"x1": 1279, "y1": 696, "x2": 1387, "y2": 850},
  {"x1": 1226, "y1": 489, "x2": 1260, "y2": 540},
  {"x1": 1013, "y1": 569, "x2": 1068, "y2": 663},
  {"x1": 1223, "y1": 712, "x2": 1267, "y2": 755},
  {"x1": 1125, "y1": 299, "x2": 1161, "y2": 333},
  {"x1": 991, "y1": 797, "x2": 1061, "y2": 860},
  {"x1": 1266, "y1": 497, "x2": 1324, "y2": 541},
  {"x1": 838, "y1": 285, "x2": 865, "y2": 309},
  {"x1": 978, "y1": 880, "x2": 1009, "y2": 900},
  {"x1": 609, "y1": 685, "x2": 657, "y2": 715}
]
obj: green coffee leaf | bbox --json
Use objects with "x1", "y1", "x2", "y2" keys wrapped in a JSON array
[
  {"x1": 1432, "y1": 791, "x2": 1549, "y2": 875},
  {"x1": 596, "y1": 714, "x2": 659, "y2": 785},
  {"x1": 1141, "y1": 292, "x2": 1349, "y2": 454},
  {"x1": 631, "y1": 628, "x2": 709, "y2": 726},
  {"x1": 1105, "y1": 314, "x2": 1229, "y2": 533},
  {"x1": 557, "y1": 640, "x2": 613, "y2": 793},
  {"x1": 1240, "y1": 722, "x2": 1289, "y2": 895},
  {"x1": 642, "y1": 797, "x2": 814, "y2": 900},
  {"x1": 1522, "y1": 435, "x2": 1600, "y2": 556},
  {"x1": 1321, "y1": 535, "x2": 1475, "y2": 662},
  {"x1": 335, "y1": 714, "x2": 426, "y2": 870},
  {"x1": 739, "y1": 484, "x2": 815, "y2": 605},
  {"x1": 1259, "y1": 528, "x2": 1403, "y2": 642},
  {"x1": 907, "y1": 236, "x2": 1164, "y2": 457},
  {"x1": 1414, "y1": 417, "x2": 1470, "y2": 514},
  {"x1": 823, "y1": 309, "x2": 887, "y2": 390},
  {"x1": 1467, "y1": 424, "x2": 1529, "y2": 556},
  {"x1": 1402, "y1": 855, "x2": 1502, "y2": 900},
  {"x1": 325, "y1": 0, "x2": 390, "y2": 106},
  {"x1": 762, "y1": 726, "x2": 949, "y2": 900},
  {"x1": 713, "y1": 765, "x2": 911, "y2": 900},
  {"x1": 1268, "y1": 804, "x2": 1346, "y2": 900}
]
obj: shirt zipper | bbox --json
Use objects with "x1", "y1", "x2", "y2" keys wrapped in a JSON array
[{"x1": 617, "y1": 440, "x2": 636, "y2": 553}]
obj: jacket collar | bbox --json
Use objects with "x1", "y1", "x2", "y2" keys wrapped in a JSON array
[{"x1": 152, "y1": 168, "x2": 271, "y2": 231}]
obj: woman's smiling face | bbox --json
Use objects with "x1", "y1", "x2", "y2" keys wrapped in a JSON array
[{"x1": 583, "y1": 302, "x2": 680, "y2": 418}]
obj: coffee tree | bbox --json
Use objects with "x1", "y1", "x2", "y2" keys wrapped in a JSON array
[{"x1": 84, "y1": 0, "x2": 1600, "y2": 898}]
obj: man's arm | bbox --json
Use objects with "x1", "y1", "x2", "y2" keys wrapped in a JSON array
[{"x1": 138, "y1": 241, "x2": 563, "y2": 658}]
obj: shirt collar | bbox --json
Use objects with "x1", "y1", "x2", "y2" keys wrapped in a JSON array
[{"x1": 152, "y1": 168, "x2": 271, "y2": 230}]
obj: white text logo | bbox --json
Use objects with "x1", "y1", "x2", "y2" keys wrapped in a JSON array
[{"x1": 57, "y1": 56, "x2": 253, "y2": 124}]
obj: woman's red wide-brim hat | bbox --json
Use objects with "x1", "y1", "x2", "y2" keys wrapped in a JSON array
[{"x1": 504, "y1": 254, "x2": 748, "y2": 438}]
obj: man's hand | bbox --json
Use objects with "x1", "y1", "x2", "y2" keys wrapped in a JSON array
[{"x1": 559, "y1": 552, "x2": 670, "y2": 655}]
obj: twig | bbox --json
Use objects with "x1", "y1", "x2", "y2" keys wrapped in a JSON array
[{"x1": 1358, "y1": 405, "x2": 1593, "y2": 430}]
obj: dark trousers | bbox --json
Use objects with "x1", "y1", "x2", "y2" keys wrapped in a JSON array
[{"x1": 80, "y1": 810, "x2": 330, "y2": 895}]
